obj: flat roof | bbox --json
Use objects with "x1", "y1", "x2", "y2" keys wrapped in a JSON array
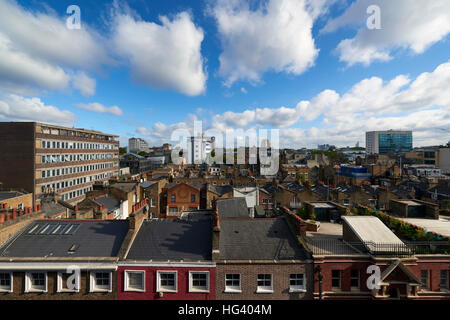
[
  {"x1": 0, "y1": 191, "x2": 26, "y2": 201},
  {"x1": 305, "y1": 222, "x2": 361, "y2": 255},
  {"x1": 399, "y1": 217, "x2": 450, "y2": 238},
  {"x1": 311, "y1": 203, "x2": 335, "y2": 208},
  {"x1": 397, "y1": 200, "x2": 423, "y2": 206},
  {"x1": 342, "y1": 216, "x2": 404, "y2": 244}
]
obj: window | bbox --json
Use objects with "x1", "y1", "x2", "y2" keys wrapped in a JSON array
[
  {"x1": 343, "y1": 199, "x2": 350, "y2": 206},
  {"x1": 171, "y1": 194, "x2": 176, "y2": 202},
  {"x1": 90, "y1": 272, "x2": 112, "y2": 292},
  {"x1": 189, "y1": 272, "x2": 209, "y2": 293},
  {"x1": 421, "y1": 270, "x2": 429, "y2": 290},
  {"x1": 331, "y1": 270, "x2": 341, "y2": 289},
  {"x1": 157, "y1": 271, "x2": 177, "y2": 292},
  {"x1": 225, "y1": 274, "x2": 241, "y2": 293},
  {"x1": 25, "y1": 272, "x2": 47, "y2": 292},
  {"x1": 124, "y1": 270, "x2": 145, "y2": 292},
  {"x1": 257, "y1": 274, "x2": 273, "y2": 293},
  {"x1": 0, "y1": 272, "x2": 12, "y2": 292},
  {"x1": 57, "y1": 271, "x2": 80, "y2": 292},
  {"x1": 350, "y1": 270, "x2": 360, "y2": 289},
  {"x1": 440, "y1": 270, "x2": 448, "y2": 290},
  {"x1": 289, "y1": 274, "x2": 305, "y2": 292}
]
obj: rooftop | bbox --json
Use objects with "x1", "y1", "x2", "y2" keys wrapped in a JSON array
[
  {"x1": 0, "y1": 191, "x2": 25, "y2": 201},
  {"x1": 126, "y1": 218, "x2": 212, "y2": 261},
  {"x1": 398, "y1": 216, "x2": 450, "y2": 238},
  {"x1": 95, "y1": 196, "x2": 121, "y2": 212},
  {"x1": 218, "y1": 218, "x2": 308, "y2": 260},
  {"x1": 0, "y1": 220, "x2": 129, "y2": 258},
  {"x1": 216, "y1": 198, "x2": 249, "y2": 218},
  {"x1": 342, "y1": 216, "x2": 405, "y2": 245}
]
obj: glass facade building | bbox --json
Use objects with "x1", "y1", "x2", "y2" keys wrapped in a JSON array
[
  {"x1": 366, "y1": 130, "x2": 412, "y2": 154},
  {"x1": 378, "y1": 132, "x2": 412, "y2": 154}
]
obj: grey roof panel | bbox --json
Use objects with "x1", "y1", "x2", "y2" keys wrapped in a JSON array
[
  {"x1": 219, "y1": 218, "x2": 308, "y2": 260},
  {"x1": 216, "y1": 198, "x2": 249, "y2": 218},
  {"x1": 96, "y1": 196, "x2": 121, "y2": 211},
  {"x1": 126, "y1": 219, "x2": 212, "y2": 261},
  {"x1": 0, "y1": 220, "x2": 129, "y2": 258}
]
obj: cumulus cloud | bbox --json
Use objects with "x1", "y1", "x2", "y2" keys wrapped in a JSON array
[
  {"x1": 72, "y1": 72, "x2": 96, "y2": 97},
  {"x1": 181, "y1": 60, "x2": 450, "y2": 148},
  {"x1": 210, "y1": 0, "x2": 330, "y2": 86},
  {"x1": 0, "y1": 0, "x2": 109, "y2": 94},
  {"x1": 0, "y1": 94, "x2": 76, "y2": 126},
  {"x1": 111, "y1": 10, "x2": 207, "y2": 96},
  {"x1": 322, "y1": 0, "x2": 450, "y2": 66},
  {"x1": 76, "y1": 102, "x2": 123, "y2": 116}
]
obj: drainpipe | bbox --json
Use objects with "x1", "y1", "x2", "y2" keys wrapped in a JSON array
[{"x1": 315, "y1": 265, "x2": 323, "y2": 300}]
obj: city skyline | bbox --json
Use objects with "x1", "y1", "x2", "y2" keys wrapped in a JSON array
[{"x1": 0, "y1": 0, "x2": 449, "y2": 149}]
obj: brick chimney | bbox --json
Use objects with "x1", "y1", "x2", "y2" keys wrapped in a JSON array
[
  {"x1": 128, "y1": 210, "x2": 145, "y2": 231},
  {"x1": 73, "y1": 205, "x2": 81, "y2": 219},
  {"x1": 212, "y1": 209, "x2": 220, "y2": 260}
]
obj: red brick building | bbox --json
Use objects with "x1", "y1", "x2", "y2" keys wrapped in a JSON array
[{"x1": 117, "y1": 214, "x2": 215, "y2": 300}]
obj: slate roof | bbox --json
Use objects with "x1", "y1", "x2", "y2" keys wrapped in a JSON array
[
  {"x1": 281, "y1": 182, "x2": 306, "y2": 193},
  {"x1": 141, "y1": 181, "x2": 157, "y2": 188},
  {"x1": 218, "y1": 218, "x2": 308, "y2": 260},
  {"x1": 41, "y1": 201, "x2": 67, "y2": 218},
  {"x1": 126, "y1": 218, "x2": 212, "y2": 261},
  {"x1": 0, "y1": 191, "x2": 25, "y2": 201},
  {"x1": 207, "y1": 184, "x2": 233, "y2": 196},
  {"x1": 110, "y1": 182, "x2": 138, "y2": 193},
  {"x1": 216, "y1": 198, "x2": 249, "y2": 218},
  {"x1": 96, "y1": 196, "x2": 121, "y2": 211},
  {"x1": 0, "y1": 220, "x2": 129, "y2": 258},
  {"x1": 164, "y1": 182, "x2": 204, "y2": 190}
]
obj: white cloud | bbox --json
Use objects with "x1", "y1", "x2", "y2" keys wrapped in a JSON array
[
  {"x1": 210, "y1": 0, "x2": 328, "y2": 86},
  {"x1": 111, "y1": 11, "x2": 207, "y2": 96},
  {"x1": 205, "y1": 60, "x2": 450, "y2": 148},
  {"x1": 0, "y1": 94, "x2": 76, "y2": 126},
  {"x1": 76, "y1": 102, "x2": 123, "y2": 116},
  {"x1": 72, "y1": 72, "x2": 96, "y2": 97},
  {"x1": 0, "y1": 0, "x2": 109, "y2": 94},
  {"x1": 240, "y1": 87, "x2": 247, "y2": 94},
  {"x1": 322, "y1": 0, "x2": 450, "y2": 66}
]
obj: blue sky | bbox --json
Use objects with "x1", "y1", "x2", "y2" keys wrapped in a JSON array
[{"x1": 0, "y1": 0, "x2": 449, "y2": 148}]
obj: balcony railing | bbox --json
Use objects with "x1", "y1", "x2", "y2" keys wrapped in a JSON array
[{"x1": 306, "y1": 239, "x2": 450, "y2": 256}]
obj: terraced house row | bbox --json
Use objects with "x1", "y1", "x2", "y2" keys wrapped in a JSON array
[{"x1": 0, "y1": 198, "x2": 449, "y2": 300}]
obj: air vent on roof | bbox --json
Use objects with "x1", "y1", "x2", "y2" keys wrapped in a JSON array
[{"x1": 68, "y1": 244, "x2": 79, "y2": 254}]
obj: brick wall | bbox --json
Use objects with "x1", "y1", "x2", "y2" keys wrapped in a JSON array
[
  {"x1": 215, "y1": 263, "x2": 313, "y2": 300},
  {"x1": 0, "y1": 271, "x2": 117, "y2": 300},
  {"x1": 0, "y1": 193, "x2": 33, "y2": 210}
]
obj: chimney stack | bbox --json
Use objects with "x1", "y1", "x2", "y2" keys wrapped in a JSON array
[{"x1": 212, "y1": 209, "x2": 220, "y2": 260}]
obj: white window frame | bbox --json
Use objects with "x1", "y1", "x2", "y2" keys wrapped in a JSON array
[
  {"x1": 0, "y1": 272, "x2": 13, "y2": 293},
  {"x1": 57, "y1": 271, "x2": 80, "y2": 293},
  {"x1": 25, "y1": 272, "x2": 47, "y2": 293},
  {"x1": 156, "y1": 271, "x2": 177, "y2": 293},
  {"x1": 188, "y1": 271, "x2": 209, "y2": 293},
  {"x1": 224, "y1": 274, "x2": 241, "y2": 293},
  {"x1": 89, "y1": 271, "x2": 112, "y2": 293},
  {"x1": 124, "y1": 270, "x2": 146, "y2": 292},
  {"x1": 289, "y1": 273, "x2": 306, "y2": 293},
  {"x1": 256, "y1": 274, "x2": 273, "y2": 293}
]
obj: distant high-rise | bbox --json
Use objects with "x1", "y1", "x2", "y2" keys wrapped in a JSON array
[
  {"x1": 129, "y1": 137, "x2": 149, "y2": 153},
  {"x1": 187, "y1": 135, "x2": 214, "y2": 164},
  {"x1": 366, "y1": 130, "x2": 412, "y2": 154}
]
